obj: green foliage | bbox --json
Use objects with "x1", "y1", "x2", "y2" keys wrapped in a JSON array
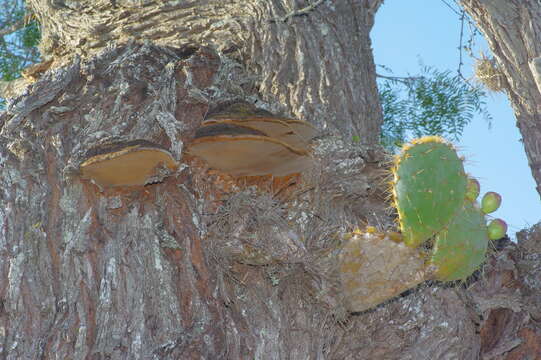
[
  {"x1": 0, "y1": 0, "x2": 41, "y2": 109},
  {"x1": 378, "y1": 65, "x2": 491, "y2": 152},
  {"x1": 21, "y1": 18, "x2": 40, "y2": 49}
]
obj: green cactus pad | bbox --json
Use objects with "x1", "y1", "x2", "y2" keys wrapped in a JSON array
[
  {"x1": 392, "y1": 137, "x2": 467, "y2": 247},
  {"x1": 430, "y1": 203, "x2": 489, "y2": 281}
]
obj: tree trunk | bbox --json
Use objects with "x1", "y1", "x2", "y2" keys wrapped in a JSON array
[
  {"x1": 461, "y1": 0, "x2": 541, "y2": 198},
  {"x1": 0, "y1": 0, "x2": 539, "y2": 359},
  {"x1": 27, "y1": 0, "x2": 384, "y2": 143}
]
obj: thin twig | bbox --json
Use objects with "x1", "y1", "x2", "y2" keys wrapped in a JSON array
[
  {"x1": 440, "y1": 0, "x2": 478, "y2": 27},
  {"x1": 440, "y1": 0, "x2": 462, "y2": 16},
  {"x1": 270, "y1": 0, "x2": 328, "y2": 23},
  {"x1": 457, "y1": 10, "x2": 465, "y2": 78},
  {"x1": 376, "y1": 73, "x2": 423, "y2": 85},
  {"x1": 455, "y1": 10, "x2": 478, "y2": 90}
]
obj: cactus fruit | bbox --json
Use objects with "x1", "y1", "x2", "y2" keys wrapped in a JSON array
[
  {"x1": 465, "y1": 178, "x2": 480, "y2": 202},
  {"x1": 430, "y1": 203, "x2": 489, "y2": 281},
  {"x1": 487, "y1": 219, "x2": 507, "y2": 240},
  {"x1": 481, "y1": 191, "x2": 502, "y2": 214},
  {"x1": 391, "y1": 136, "x2": 467, "y2": 247}
]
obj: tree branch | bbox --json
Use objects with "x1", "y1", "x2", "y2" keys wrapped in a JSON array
[
  {"x1": 270, "y1": 0, "x2": 327, "y2": 22},
  {"x1": 376, "y1": 73, "x2": 423, "y2": 84},
  {"x1": 0, "y1": 17, "x2": 25, "y2": 38}
]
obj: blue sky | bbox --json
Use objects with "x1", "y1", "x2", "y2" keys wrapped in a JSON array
[{"x1": 371, "y1": 0, "x2": 541, "y2": 238}]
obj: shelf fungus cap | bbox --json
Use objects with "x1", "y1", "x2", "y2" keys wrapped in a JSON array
[
  {"x1": 80, "y1": 141, "x2": 178, "y2": 187},
  {"x1": 188, "y1": 134, "x2": 313, "y2": 176},
  {"x1": 202, "y1": 116, "x2": 318, "y2": 149}
]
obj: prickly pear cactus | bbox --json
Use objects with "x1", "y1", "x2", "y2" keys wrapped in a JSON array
[
  {"x1": 338, "y1": 136, "x2": 508, "y2": 311},
  {"x1": 391, "y1": 136, "x2": 507, "y2": 281}
]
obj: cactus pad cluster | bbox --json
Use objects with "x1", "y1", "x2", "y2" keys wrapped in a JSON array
[
  {"x1": 390, "y1": 136, "x2": 506, "y2": 281},
  {"x1": 339, "y1": 136, "x2": 507, "y2": 311}
]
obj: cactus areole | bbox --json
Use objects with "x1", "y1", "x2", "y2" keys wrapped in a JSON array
[{"x1": 392, "y1": 137, "x2": 468, "y2": 247}]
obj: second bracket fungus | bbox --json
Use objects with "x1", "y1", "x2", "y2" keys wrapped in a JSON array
[
  {"x1": 201, "y1": 117, "x2": 317, "y2": 149},
  {"x1": 189, "y1": 134, "x2": 311, "y2": 177},
  {"x1": 80, "y1": 141, "x2": 178, "y2": 187},
  {"x1": 188, "y1": 103, "x2": 317, "y2": 177},
  {"x1": 203, "y1": 102, "x2": 318, "y2": 147}
]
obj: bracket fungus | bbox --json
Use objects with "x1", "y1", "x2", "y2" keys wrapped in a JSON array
[
  {"x1": 189, "y1": 134, "x2": 311, "y2": 177},
  {"x1": 80, "y1": 141, "x2": 178, "y2": 187},
  {"x1": 201, "y1": 116, "x2": 317, "y2": 149},
  {"x1": 188, "y1": 105, "x2": 317, "y2": 177}
]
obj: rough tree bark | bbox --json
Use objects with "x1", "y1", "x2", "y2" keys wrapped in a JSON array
[
  {"x1": 0, "y1": 0, "x2": 539, "y2": 359},
  {"x1": 462, "y1": 0, "x2": 541, "y2": 199}
]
